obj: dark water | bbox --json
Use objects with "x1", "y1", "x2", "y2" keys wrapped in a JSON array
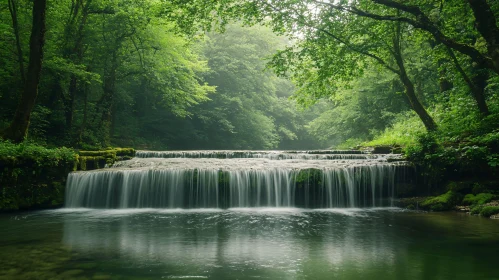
[{"x1": 1, "y1": 208, "x2": 499, "y2": 280}]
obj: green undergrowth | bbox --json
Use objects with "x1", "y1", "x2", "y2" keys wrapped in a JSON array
[
  {"x1": 478, "y1": 206, "x2": 499, "y2": 217},
  {"x1": 349, "y1": 107, "x2": 499, "y2": 185},
  {"x1": 0, "y1": 140, "x2": 76, "y2": 165},
  {"x1": 470, "y1": 205, "x2": 499, "y2": 217},
  {"x1": 364, "y1": 112, "x2": 425, "y2": 147},
  {"x1": 420, "y1": 191, "x2": 463, "y2": 211},
  {"x1": 0, "y1": 141, "x2": 135, "y2": 211},
  {"x1": 359, "y1": 115, "x2": 499, "y2": 191},
  {"x1": 462, "y1": 193, "x2": 496, "y2": 206},
  {"x1": 462, "y1": 192, "x2": 499, "y2": 217},
  {"x1": 0, "y1": 141, "x2": 77, "y2": 210}
]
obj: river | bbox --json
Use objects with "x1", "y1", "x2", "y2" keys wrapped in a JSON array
[{"x1": 1, "y1": 208, "x2": 498, "y2": 279}]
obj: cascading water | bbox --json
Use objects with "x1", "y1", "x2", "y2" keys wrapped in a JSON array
[
  {"x1": 135, "y1": 150, "x2": 371, "y2": 159},
  {"x1": 65, "y1": 151, "x2": 411, "y2": 209}
]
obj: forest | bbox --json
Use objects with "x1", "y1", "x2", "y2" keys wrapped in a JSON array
[
  {"x1": 1, "y1": 0, "x2": 498, "y2": 182},
  {"x1": 1, "y1": 1, "x2": 499, "y2": 279}
]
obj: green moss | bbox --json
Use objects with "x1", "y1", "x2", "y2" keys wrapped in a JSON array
[
  {"x1": 0, "y1": 141, "x2": 77, "y2": 211},
  {"x1": 421, "y1": 191, "x2": 462, "y2": 211},
  {"x1": 480, "y1": 206, "x2": 499, "y2": 217},
  {"x1": 462, "y1": 193, "x2": 495, "y2": 206},
  {"x1": 294, "y1": 169, "x2": 322, "y2": 185},
  {"x1": 78, "y1": 151, "x2": 113, "y2": 157},
  {"x1": 79, "y1": 157, "x2": 87, "y2": 171},
  {"x1": 218, "y1": 171, "x2": 229, "y2": 184},
  {"x1": 470, "y1": 205, "x2": 483, "y2": 215},
  {"x1": 77, "y1": 148, "x2": 135, "y2": 171},
  {"x1": 78, "y1": 148, "x2": 135, "y2": 158}
]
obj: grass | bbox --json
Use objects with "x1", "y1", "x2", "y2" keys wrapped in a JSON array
[{"x1": 363, "y1": 112, "x2": 425, "y2": 147}]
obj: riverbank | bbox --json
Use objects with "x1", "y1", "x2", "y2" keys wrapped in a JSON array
[
  {"x1": 359, "y1": 134, "x2": 499, "y2": 218},
  {"x1": 0, "y1": 141, "x2": 134, "y2": 211},
  {"x1": 393, "y1": 180, "x2": 499, "y2": 219}
]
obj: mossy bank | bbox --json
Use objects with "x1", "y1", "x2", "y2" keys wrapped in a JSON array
[{"x1": 0, "y1": 141, "x2": 134, "y2": 211}]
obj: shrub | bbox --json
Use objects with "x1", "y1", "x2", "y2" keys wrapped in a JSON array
[
  {"x1": 480, "y1": 206, "x2": 499, "y2": 218},
  {"x1": 472, "y1": 183, "x2": 487, "y2": 194},
  {"x1": 470, "y1": 205, "x2": 482, "y2": 215},
  {"x1": 0, "y1": 141, "x2": 77, "y2": 210},
  {"x1": 0, "y1": 140, "x2": 76, "y2": 166},
  {"x1": 421, "y1": 191, "x2": 462, "y2": 211},
  {"x1": 462, "y1": 193, "x2": 495, "y2": 206}
]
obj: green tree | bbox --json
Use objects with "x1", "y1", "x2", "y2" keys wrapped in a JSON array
[{"x1": 2, "y1": 0, "x2": 47, "y2": 143}]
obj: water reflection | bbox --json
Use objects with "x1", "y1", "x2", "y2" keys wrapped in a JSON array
[
  {"x1": 0, "y1": 209, "x2": 497, "y2": 279},
  {"x1": 60, "y1": 209, "x2": 409, "y2": 279}
]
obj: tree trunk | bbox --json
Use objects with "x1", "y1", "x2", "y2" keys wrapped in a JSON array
[
  {"x1": 8, "y1": 0, "x2": 25, "y2": 85},
  {"x1": 77, "y1": 83, "x2": 88, "y2": 147},
  {"x1": 471, "y1": 64, "x2": 489, "y2": 116},
  {"x1": 64, "y1": 0, "x2": 92, "y2": 133},
  {"x1": 393, "y1": 22, "x2": 437, "y2": 131},
  {"x1": 467, "y1": 0, "x2": 499, "y2": 73},
  {"x1": 397, "y1": 70, "x2": 438, "y2": 131},
  {"x1": 437, "y1": 59, "x2": 453, "y2": 93},
  {"x1": 65, "y1": 76, "x2": 77, "y2": 132},
  {"x1": 2, "y1": 0, "x2": 47, "y2": 143},
  {"x1": 99, "y1": 51, "x2": 118, "y2": 145},
  {"x1": 446, "y1": 47, "x2": 489, "y2": 116}
]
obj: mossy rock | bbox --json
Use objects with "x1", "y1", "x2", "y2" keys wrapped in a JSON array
[
  {"x1": 386, "y1": 158, "x2": 407, "y2": 163},
  {"x1": 78, "y1": 148, "x2": 135, "y2": 158},
  {"x1": 421, "y1": 191, "x2": 463, "y2": 211},
  {"x1": 372, "y1": 146, "x2": 393, "y2": 154},
  {"x1": 78, "y1": 151, "x2": 115, "y2": 157},
  {"x1": 77, "y1": 148, "x2": 135, "y2": 171},
  {"x1": 0, "y1": 153, "x2": 74, "y2": 211},
  {"x1": 78, "y1": 156, "x2": 107, "y2": 171},
  {"x1": 294, "y1": 169, "x2": 322, "y2": 185},
  {"x1": 479, "y1": 206, "x2": 499, "y2": 217},
  {"x1": 113, "y1": 148, "x2": 135, "y2": 157},
  {"x1": 391, "y1": 146, "x2": 403, "y2": 154}
]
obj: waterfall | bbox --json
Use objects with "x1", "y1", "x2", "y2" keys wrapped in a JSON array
[
  {"x1": 65, "y1": 152, "x2": 410, "y2": 209},
  {"x1": 135, "y1": 150, "x2": 373, "y2": 159}
]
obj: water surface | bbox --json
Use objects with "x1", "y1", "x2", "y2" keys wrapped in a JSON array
[{"x1": 1, "y1": 208, "x2": 498, "y2": 280}]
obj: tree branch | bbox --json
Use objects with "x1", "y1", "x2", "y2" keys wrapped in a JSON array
[
  {"x1": 369, "y1": 0, "x2": 495, "y2": 71},
  {"x1": 315, "y1": 26, "x2": 400, "y2": 74},
  {"x1": 264, "y1": 0, "x2": 400, "y2": 74},
  {"x1": 312, "y1": 0, "x2": 496, "y2": 73},
  {"x1": 467, "y1": 0, "x2": 499, "y2": 70}
]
